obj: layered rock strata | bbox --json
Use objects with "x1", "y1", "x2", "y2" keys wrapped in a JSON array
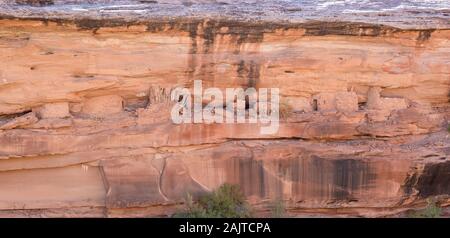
[{"x1": 0, "y1": 1, "x2": 449, "y2": 217}]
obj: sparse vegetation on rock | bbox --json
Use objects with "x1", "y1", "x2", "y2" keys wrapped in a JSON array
[
  {"x1": 270, "y1": 199, "x2": 287, "y2": 218},
  {"x1": 408, "y1": 199, "x2": 442, "y2": 218},
  {"x1": 173, "y1": 184, "x2": 252, "y2": 218},
  {"x1": 0, "y1": 1, "x2": 449, "y2": 218}
]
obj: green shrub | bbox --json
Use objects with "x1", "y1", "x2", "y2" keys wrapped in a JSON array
[
  {"x1": 408, "y1": 199, "x2": 442, "y2": 218},
  {"x1": 172, "y1": 193, "x2": 208, "y2": 218},
  {"x1": 270, "y1": 199, "x2": 286, "y2": 218},
  {"x1": 173, "y1": 184, "x2": 252, "y2": 218}
]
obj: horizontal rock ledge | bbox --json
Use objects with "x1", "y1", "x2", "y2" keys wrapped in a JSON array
[{"x1": 0, "y1": 1, "x2": 449, "y2": 217}]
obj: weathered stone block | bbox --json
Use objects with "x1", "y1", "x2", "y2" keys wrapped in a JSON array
[
  {"x1": 284, "y1": 97, "x2": 312, "y2": 113},
  {"x1": 312, "y1": 92, "x2": 358, "y2": 113},
  {"x1": 367, "y1": 87, "x2": 382, "y2": 110},
  {"x1": 312, "y1": 93, "x2": 337, "y2": 111},
  {"x1": 380, "y1": 97, "x2": 408, "y2": 111},
  {"x1": 33, "y1": 102, "x2": 70, "y2": 119},
  {"x1": 336, "y1": 92, "x2": 359, "y2": 113},
  {"x1": 367, "y1": 86, "x2": 408, "y2": 114}
]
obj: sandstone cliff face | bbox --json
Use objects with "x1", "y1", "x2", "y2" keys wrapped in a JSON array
[{"x1": 0, "y1": 1, "x2": 449, "y2": 217}]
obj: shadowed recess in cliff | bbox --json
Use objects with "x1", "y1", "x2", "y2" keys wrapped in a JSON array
[
  {"x1": 416, "y1": 161, "x2": 450, "y2": 198},
  {"x1": 0, "y1": 1, "x2": 448, "y2": 217}
]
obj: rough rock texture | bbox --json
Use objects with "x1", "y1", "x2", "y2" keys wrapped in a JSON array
[{"x1": 0, "y1": 1, "x2": 449, "y2": 217}]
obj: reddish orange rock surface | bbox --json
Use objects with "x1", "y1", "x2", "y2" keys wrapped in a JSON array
[{"x1": 0, "y1": 1, "x2": 449, "y2": 217}]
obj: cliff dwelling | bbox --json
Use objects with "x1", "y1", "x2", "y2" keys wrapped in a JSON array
[{"x1": 0, "y1": 0, "x2": 448, "y2": 218}]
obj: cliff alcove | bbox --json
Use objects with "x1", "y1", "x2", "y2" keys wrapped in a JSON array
[{"x1": 0, "y1": 0, "x2": 449, "y2": 217}]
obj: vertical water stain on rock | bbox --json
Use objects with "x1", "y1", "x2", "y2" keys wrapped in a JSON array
[
  {"x1": 236, "y1": 60, "x2": 261, "y2": 88},
  {"x1": 297, "y1": 156, "x2": 376, "y2": 201},
  {"x1": 331, "y1": 158, "x2": 375, "y2": 200},
  {"x1": 247, "y1": 61, "x2": 260, "y2": 88},
  {"x1": 238, "y1": 158, "x2": 266, "y2": 198},
  {"x1": 160, "y1": 20, "x2": 267, "y2": 88},
  {"x1": 0, "y1": 1, "x2": 449, "y2": 217},
  {"x1": 416, "y1": 30, "x2": 434, "y2": 42},
  {"x1": 221, "y1": 156, "x2": 268, "y2": 198},
  {"x1": 222, "y1": 155, "x2": 377, "y2": 202}
]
